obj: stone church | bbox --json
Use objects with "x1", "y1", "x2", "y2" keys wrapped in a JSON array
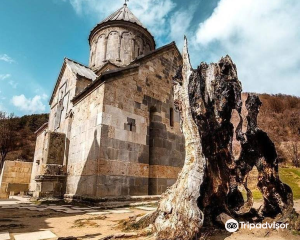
[{"x1": 30, "y1": 3, "x2": 185, "y2": 200}]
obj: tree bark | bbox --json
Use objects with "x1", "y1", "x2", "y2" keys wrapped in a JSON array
[
  {"x1": 153, "y1": 37, "x2": 294, "y2": 239},
  {"x1": 154, "y1": 37, "x2": 206, "y2": 240},
  {"x1": 234, "y1": 95, "x2": 293, "y2": 218}
]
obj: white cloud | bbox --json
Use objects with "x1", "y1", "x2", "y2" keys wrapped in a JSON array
[
  {"x1": 0, "y1": 54, "x2": 14, "y2": 63},
  {"x1": 168, "y1": 4, "x2": 197, "y2": 50},
  {"x1": 192, "y1": 0, "x2": 300, "y2": 96},
  {"x1": 65, "y1": 0, "x2": 176, "y2": 40},
  {"x1": 0, "y1": 74, "x2": 11, "y2": 80},
  {"x1": 11, "y1": 94, "x2": 48, "y2": 113},
  {"x1": 127, "y1": 0, "x2": 176, "y2": 38}
]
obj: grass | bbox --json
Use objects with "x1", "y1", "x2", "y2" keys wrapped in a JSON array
[
  {"x1": 279, "y1": 168, "x2": 300, "y2": 199},
  {"x1": 249, "y1": 167, "x2": 300, "y2": 200},
  {"x1": 72, "y1": 215, "x2": 106, "y2": 228},
  {"x1": 251, "y1": 189, "x2": 263, "y2": 200},
  {"x1": 73, "y1": 219, "x2": 99, "y2": 228},
  {"x1": 117, "y1": 214, "x2": 146, "y2": 231}
]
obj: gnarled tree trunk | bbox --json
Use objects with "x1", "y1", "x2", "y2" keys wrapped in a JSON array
[
  {"x1": 154, "y1": 37, "x2": 206, "y2": 240},
  {"x1": 153, "y1": 37, "x2": 293, "y2": 240}
]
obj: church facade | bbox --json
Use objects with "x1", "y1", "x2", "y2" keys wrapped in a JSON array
[{"x1": 30, "y1": 3, "x2": 185, "y2": 200}]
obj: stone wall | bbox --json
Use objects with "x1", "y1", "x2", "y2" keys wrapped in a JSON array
[
  {"x1": 46, "y1": 132, "x2": 66, "y2": 165},
  {"x1": 48, "y1": 62, "x2": 85, "y2": 170},
  {"x1": 66, "y1": 83, "x2": 106, "y2": 197},
  {"x1": 136, "y1": 48, "x2": 184, "y2": 194},
  {"x1": 49, "y1": 63, "x2": 77, "y2": 135},
  {"x1": 30, "y1": 130, "x2": 66, "y2": 192},
  {"x1": 66, "y1": 46, "x2": 184, "y2": 199},
  {"x1": 98, "y1": 70, "x2": 150, "y2": 196},
  {"x1": 31, "y1": 131, "x2": 67, "y2": 198},
  {"x1": 29, "y1": 126, "x2": 47, "y2": 191},
  {"x1": 31, "y1": 41, "x2": 184, "y2": 200},
  {"x1": 0, "y1": 161, "x2": 33, "y2": 199}
]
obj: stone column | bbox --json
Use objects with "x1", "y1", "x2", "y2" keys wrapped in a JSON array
[
  {"x1": 131, "y1": 38, "x2": 136, "y2": 60},
  {"x1": 117, "y1": 34, "x2": 122, "y2": 62},
  {"x1": 90, "y1": 40, "x2": 97, "y2": 67},
  {"x1": 103, "y1": 37, "x2": 108, "y2": 62}
]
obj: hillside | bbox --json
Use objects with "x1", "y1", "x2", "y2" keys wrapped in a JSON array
[
  {"x1": 231, "y1": 93, "x2": 300, "y2": 166},
  {"x1": 255, "y1": 93, "x2": 300, "y2": 166},
  {"x1": 5, "y1": 114, "x2": 49, "y2": 162},
  {"x1": 3, "y1": 94, "x2": 300, "y2": 166}
]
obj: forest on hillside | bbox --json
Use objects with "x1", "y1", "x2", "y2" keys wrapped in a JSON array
[
  {"x1": 1, "y1": 113, "x2": 48, "y2": 163},
  {"x1": 256, "y1": 94, "x2": 300, "y2": 166},
  {"x1": 0, "y1": 93, "x2": 299, "y2": 166}
]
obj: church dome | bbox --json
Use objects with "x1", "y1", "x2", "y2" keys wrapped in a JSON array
[{"x1": 89, "y1": 3, "x2": 156, "y2": 70}]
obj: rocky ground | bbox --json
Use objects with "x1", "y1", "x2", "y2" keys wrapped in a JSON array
[{"x1": 0, "y1": 197, "x2": 299, "y2": 240}]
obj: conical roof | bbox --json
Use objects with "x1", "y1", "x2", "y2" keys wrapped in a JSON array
[
  {"x1": 89, "y1": 3, "x2": 155, "y2": 47},
  {"x1": 100, "y1": 3, "x2": 145, "y2": 28}
]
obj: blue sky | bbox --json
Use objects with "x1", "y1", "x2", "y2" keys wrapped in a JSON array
[{"x1": 0, "y1": 0, "x2": 299, "y2": 116}]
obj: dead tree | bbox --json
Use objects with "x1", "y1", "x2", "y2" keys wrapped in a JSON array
[
  {"x1": 234, "y1": 96, "x2": 293, "y2": 218},
  {"x1": 292, "y1": 141, "x2": 299, "y2": 167},
  {"x1": 154, "y1": 38, "x2": 206, "y2": 240},
  {"x1": 153, "y1": 38, "x2": 293, "y2": 239}
]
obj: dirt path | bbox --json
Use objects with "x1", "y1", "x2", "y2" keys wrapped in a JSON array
[{"x1": 0, "y1": 198, "x2": 299, "y2": 240}]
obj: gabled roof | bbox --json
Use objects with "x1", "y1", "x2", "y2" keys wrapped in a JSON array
[
  {"x1": 93, "y1": 60, "x2": 120, "y2": 75},
  {"x1": 65, "y1": 58, "x2": 98, "y2": 81},
  {"x1": 132, "y1": 41, "x2": 182, "y2": 64},
  {"x1": 49, "y1": 58, "x2": 97, "y2": 105},
  {"x1": 35, "y1": 122, "x2": 48, "y2": 135},
  {"x1": 100, "y1": 3, "x2": 145, "y2": 28},
  {"x1": 89, "y1": 4, "x2": 155, "y2": 47}
]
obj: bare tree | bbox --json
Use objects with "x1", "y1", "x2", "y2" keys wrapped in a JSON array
[
  {"x1": 150, "y1": 38, "x2": 293, "y2": 239},
  {"x1": 292, "y1": 141, "x2": 300, "y2": 167},
  {"x1": 0, "y1": 111, "x2": 16, "y2": 170}
]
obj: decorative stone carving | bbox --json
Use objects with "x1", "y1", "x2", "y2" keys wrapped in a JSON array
[
  {"x1": 46, "y1": 131, "x2": 66, "y2": 165},
  {"x1": 88, "y1": 4, "x2": 155, "y2": 69}
]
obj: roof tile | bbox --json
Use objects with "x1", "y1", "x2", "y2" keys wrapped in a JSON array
[{"x1": 100, "y1": 4, "x2": 145, "y2": 28}]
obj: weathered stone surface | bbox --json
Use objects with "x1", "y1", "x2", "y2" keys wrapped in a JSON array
[
  {"x1": 0, "y1": 161, "x2": 32, "y2": 199},
  {"x1": 89, "y1": 6, "x2": 155, "y2": 69},
  {"x1": 0, "y1": 232, "x2": 10, "y2": 240},
  {"x1": 34, "y1": 175, "x2": 66, "y2": 198},
  {"x1": 30, "y1": 125, "x2": 48, "y2": 192},
  {"x1": 39, "y1": 164, "x2": 65, "y2": 176},
  {"x1": 62, "y1": 45, "x2": 183, "y2": 198},
  {"x1": 46, "y1": 132, "x2": 66, "y2": 165},
  {"x1": 14, "y1": 230, "x2": 57, "y2": 240}
]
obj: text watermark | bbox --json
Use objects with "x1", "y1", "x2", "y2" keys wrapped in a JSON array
[{"x1": 225, "y1": 219, "x2": 288, "y2": 232}]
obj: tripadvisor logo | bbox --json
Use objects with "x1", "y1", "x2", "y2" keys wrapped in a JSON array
[
  {"x1": 225, "y1": 219, "x2": 239, "y2": 232},
  {"x1": 225, "y1": 219, "x2": 289, "y2": 232}
]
